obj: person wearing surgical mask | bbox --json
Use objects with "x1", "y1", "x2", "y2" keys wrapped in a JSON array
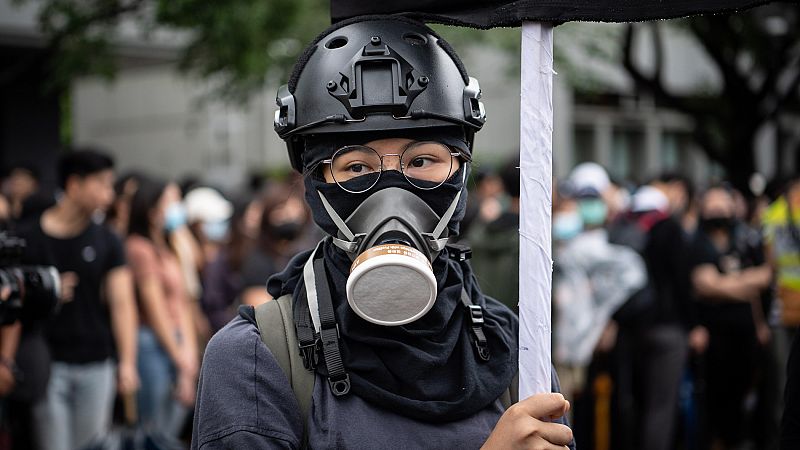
[
  {"x1": 551, "y1": 180, "x2": 647, "y2": 446},
  {"x1": 192, "y1": 16, "x2": 575, "y2": 450},
  {"x1": 184, "y1": 187, "x2": 234, "y2": 266},
  {"x1": 125, "y1": 177, "x2": 199, "y2": 440}
]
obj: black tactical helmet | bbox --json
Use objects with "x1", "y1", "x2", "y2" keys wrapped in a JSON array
[{"x1": 274, "y1": 15, "x2": 487, "y2": 171}]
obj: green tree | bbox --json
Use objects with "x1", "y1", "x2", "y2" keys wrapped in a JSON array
[
  {"x1": 621, "y1": 5, "x2": 800, "y2": 188},
  {"x1": 15, "y1": 0, "x2": 329, "y2": 101}
]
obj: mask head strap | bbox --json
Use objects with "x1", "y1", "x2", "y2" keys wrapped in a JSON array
[
  {"x1": 318, "y1": 190, "x2": 365, "y2": 253},
  {"x1": 424, "y1": 168, "x2": 467, "y2": 252}
]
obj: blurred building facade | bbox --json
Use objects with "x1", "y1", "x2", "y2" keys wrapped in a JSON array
[
  {"x1": 0, "y1": 1, "x2": 61, "y2": 189},
  {"x1": 1, "y1": 0, "x2": 796, "y2": 189}
]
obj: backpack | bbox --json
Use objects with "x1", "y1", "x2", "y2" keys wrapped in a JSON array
[{"x1": 252, "y1": 295, "x2": 519, "y2": 441}]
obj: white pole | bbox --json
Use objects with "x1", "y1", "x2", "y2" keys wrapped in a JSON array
[{"x1": 519, "y1": 21, "x2": 554, "y2": 399}]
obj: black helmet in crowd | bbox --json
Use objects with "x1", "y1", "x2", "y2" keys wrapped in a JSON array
[{"x1": 274, "y1": 15, "x2": 487, "y2": 171}]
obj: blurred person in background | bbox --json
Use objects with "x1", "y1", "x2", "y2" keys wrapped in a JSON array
[
  {"x1": 126, "y1": 177, "x2": 198, "y2": 439},
  {"x1": 688, "y1": 184, "x2": 772, "y2": 450},
  {"x1": 551, "y1": 179, "x2": 583, "y2": 406},
  {"x1": 200, "y1": 194, "x2": 259, "y2": 333},
  {"x1": 553, "y1": 165, "x2": 647, "y2": 449},
  {"x1": 184, "y1": 187, "x2": 233, "y2": 266},
  {"x1": 569, "y1": 162, "x2": 624, "y2": 224},
  {"x1": 469, "y1": 155, "x2": 520, "y2": 313},
  {"x1": 461, "y1": 166, "x2": 505, "y2": 239},
  {"x1": 762, "y1": 175, "x2": 800, "y2": 449},
  {"x1": 650, "y1": 173, "x2": 693, "y2": 223},
  {"x1": 763, "y1": 175, "x2": 800, "y2": 340},
  {"x1": 728, "y1": 178, "x2": 780, "y2": 450},
  {"x1": 605, "y1": 177, "x2": 631, "y2": 224},
  {"x1": 165, "y1": 187, "x2": 211, "y2": 346},
  {"x1": 16, "y1": 150, "x2": 139, "y2": 450},
  {"x1": 608, "y1": 180, "x2": 695, "y2": 450},
  {"x1": 1, "y1": 164, "x2": 40, "y2": 221},
  {"x1": 0, "y1": 193, "x2": 11, "y2": 229},
  {"x1": 238, "y1": 182, "x2": 311, "y2": 307},
  {"x1": 474, "y1": 167, "x2": 505, "y2": 225},
  {"x1": 105, "y1": 172, "x2": 142, "y2": 237}
]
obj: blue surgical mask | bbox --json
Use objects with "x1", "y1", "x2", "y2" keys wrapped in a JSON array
[
  {"x1": 164, "y1": 203, "x2": 187, "y2": 232},
  {"x1": 578, "y1": 198, "x2": 608, "y2": 227},
  {"x1": 202, "y1": 220, "x2": 229, "y2": 242},
  {"x1": 553, "y1": 210, "x2": 583, "y2": 241}
]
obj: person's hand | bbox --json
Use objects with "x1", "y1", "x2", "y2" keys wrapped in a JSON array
[
  {"x1": 173, "y1": 350, "x2": 198, "y2": 407},
  {"x1": 756, "y1": 323, "x2": 772, "y2": 346},
  {"x1": 0, "y1": 362, "x2": 15, "y2": 397},
  {"x1": 117, "y1": 361, "x2": 140, "y2": 395},
  {"x1": 688, "y1": 326, "x2": 709, "y2": 354},
  {"x1": 482, "y1": 393, "x2": 572, "y2": 450},
  {"x1": 175, "y1": 351, "x2": 198, "y2": 379},
  {"x1": 743, "y1": 266, "x2": 772, "y2": 290},
  {"x1": 175, "y1": 370, "x2": 197, "y2": 407},
  {"x1": 59, "y1": 272, "x2": 79, "y2": 303}
]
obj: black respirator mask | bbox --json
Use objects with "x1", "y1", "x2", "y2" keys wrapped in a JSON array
[{"x1": 303, "y1": 132, "x2": 469, "y2": 327}]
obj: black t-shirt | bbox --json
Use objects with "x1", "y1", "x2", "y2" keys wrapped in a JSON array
[
  {"x1": 19, "y1": 218, "x2": 126, "y2": 363},
  {"x1": 644, "y1": 216, "x2": 695, "y2": 328},
  {"x1": 688, "y1": 226, "x2": 758, "y2": 331}
]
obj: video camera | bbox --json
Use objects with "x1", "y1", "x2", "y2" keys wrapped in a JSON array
[{"x1": 0, "y1": 232, "x2": 61, "y2": 325}]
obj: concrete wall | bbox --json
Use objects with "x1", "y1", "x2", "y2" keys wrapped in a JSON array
[{"x1": 73, "y1": 67, "x2": 288, "y2": 190}]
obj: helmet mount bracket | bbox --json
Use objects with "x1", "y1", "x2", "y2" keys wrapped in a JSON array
[{"x1": 327, "y1": 40, "x2": 427, "y2": 119}]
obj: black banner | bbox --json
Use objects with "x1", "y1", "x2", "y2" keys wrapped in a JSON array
[{"x1": 331, "y1": 0, "x2": 788, "y2": 27}]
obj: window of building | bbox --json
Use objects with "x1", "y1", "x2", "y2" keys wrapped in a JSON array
[
  {"x1": 573, "y1": 125, "x2": 594, "y2": 164},
  {"x1": 611, "y1": 128, "x2": 644, "y2": 182}
]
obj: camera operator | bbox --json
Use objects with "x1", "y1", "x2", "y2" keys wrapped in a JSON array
[{"x1": 6, "y1": 150, "x2": 139, "y2": 450}]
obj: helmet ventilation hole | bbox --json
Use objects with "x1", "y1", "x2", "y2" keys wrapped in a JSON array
[
  {"x1": 325, "y1": 36, "x2": 349, "y2": 49},
  {"x1": 402, "y1": 32, "x2": 428, "y2": 46}
]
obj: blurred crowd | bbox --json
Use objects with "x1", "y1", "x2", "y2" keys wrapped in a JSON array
[
  {"x1": 0, "y1": 148, "x2": 798, "y2": 450},
  {"x1": 0, "y1": 150, "x2": 318, "y2": 449},
  {"x1": 464, "y1": 158, "x2": 799, "y2": 450}
]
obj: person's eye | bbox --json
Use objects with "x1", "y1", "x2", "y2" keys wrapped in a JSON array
[
  {"x1": 346, "y1": 163, "x2": 366, "y2": 173},
  {"x1": 409, "y1": 156, "x2": 435, "y2": 168}
]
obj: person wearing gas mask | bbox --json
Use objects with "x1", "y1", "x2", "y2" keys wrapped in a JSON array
[
  {"x1": 192, "y1": 16, "x2": 574, "y2": 450},
  {"x1": 688, "y1": 184, "x2": 772, "y2": 450}
]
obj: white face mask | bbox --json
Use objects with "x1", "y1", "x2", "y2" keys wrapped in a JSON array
[{"x1": 552, "y1": 210, "x2": 583, "y2": 241}]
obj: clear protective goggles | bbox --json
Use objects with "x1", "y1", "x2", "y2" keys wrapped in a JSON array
[{"x1": 320, "y1": 141, "x2": 465, "y2": 194}]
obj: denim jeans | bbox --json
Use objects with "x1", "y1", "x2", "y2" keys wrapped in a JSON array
[
  {"x1": 137, "y1": 327, "x2": 189, "y2": 438},
  {"x1": 31, "y1": 359, "x2": 116, "y2": 450}
]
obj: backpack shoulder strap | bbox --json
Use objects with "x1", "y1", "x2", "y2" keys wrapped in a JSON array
[
  {"x1": 254, "y1": 295, "x2": 315, "y2": 440},
  {"x1": 499, "y1": 371, "x2": 519, "y2": 409}
]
